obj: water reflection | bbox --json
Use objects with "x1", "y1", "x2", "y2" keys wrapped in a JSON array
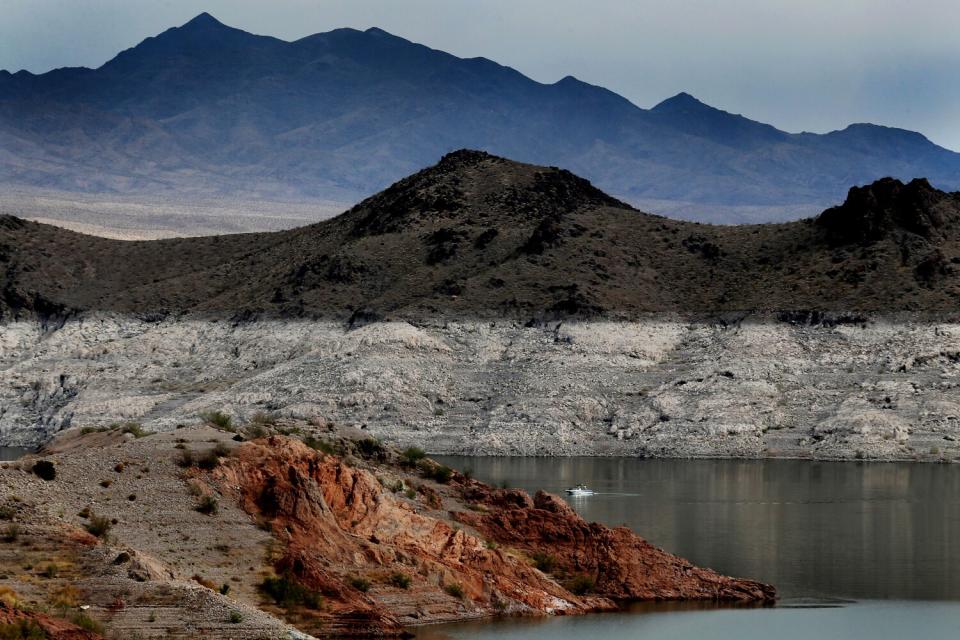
[{"x1": 435, "y1": 457, "x2": 960, "y2": 601}]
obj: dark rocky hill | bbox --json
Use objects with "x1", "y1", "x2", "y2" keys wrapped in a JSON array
[
  {"x1": 1, "y1": 150, "x2": 959, "y2": 321},
  {"x1": 3, "y1": 13, "x2": 960, "y2": 222}
]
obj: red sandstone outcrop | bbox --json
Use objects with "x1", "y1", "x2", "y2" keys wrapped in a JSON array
[
  {"x1": 456, "y1": 485, "x2": 775, "y2": 601},
  {"x1": 0, "y1": 602, "x2": 103, "y2": 640},
  {"x1": 211, "y1": 437, "x2": 774, "y2": 636}
]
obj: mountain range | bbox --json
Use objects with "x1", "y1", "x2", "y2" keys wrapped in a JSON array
[
  {"x1": 2, "y1": 149, "x2": 959, "y2": 321},
  {"x1": 2, "y1": 13, "x2": 960, "y2": 224}
]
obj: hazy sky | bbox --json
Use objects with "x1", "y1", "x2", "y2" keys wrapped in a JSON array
[{"x1": 3, "y1": 0, "x2": 959, "y2": 150}]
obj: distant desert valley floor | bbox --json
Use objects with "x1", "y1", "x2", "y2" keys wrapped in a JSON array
[{"x1": 0, "y1": 189, "x2": 346, "y2": 239}]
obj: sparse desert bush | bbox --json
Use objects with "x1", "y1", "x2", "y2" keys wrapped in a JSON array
[
  {"x1": 80, "y1": 426, "x2": 110, "y2": 435},
  {"x1": 196, "y1": 449, "x2": 221, "y2": 470},
  {"x1": 228, "y1": 611, "x2": 243, "y2": 624},
  {"x1": 201, "y1": 411, "x2": 235, "y2": 432},
  {"x1": 349, "y1": 576, "x2": 371, "y2": 592},
  {"x1": 443, "y1": 583, "x2": 465, "y2": 599},
  {"x1": 303, "y1": 435, "x2": 334, "y2": 455},
  {"x1": 0, "y1": 619, "x2": 47, "y2": 639},
  {"x1": 1, "y1": 525, "x2": 19, "y2": 543},
  {"x1": 115, "y1": 422, "x2": 151, "y2": 438},
  {"x1": 386, "y1": 572, "x2": 411, "y2": 589},
  {"x1": 250, "y1": 411, "x2": 277, "y2": 426},
  {"x1": 404, "y1": 488, "x2": 416, "y2": 500},
  {"x1": 380, "y1": 478, "x2": 403, "y2": 493},
  {"x1": 85, "y1": 515, "x2": 112, "y2": 538},
  {"x1": 259, "y1": 575, "x2": 322, "y2": 609},
  {"x1": 50, "y1": 583, "x2": 81, "y2": 608},
  {"x1": 69, "y1": 612, "x2": 103, "y2": 634},
  {"x1": 246, "y1": 424, "x2": 267, "y2": 439},
  {"x1": 565, "y1": 574, "x2": 596, "y2": 595},
  {"x1": 419, "y1": 461, "x2": 453, "y2": 484},
  {"x1": 531, "y1": 552, "x2": 557, "y2": 573},
  {"x1": 31, "y1": 460, "x2": 56, "y2": 481},
  {"x1": 195, "y1": 496, "x2": 218, "y2": 515},
  {"x1": 355, "y1": 438, "x2": 385, "y2": 460},
  {"x1": 400, "y1": 447, "x2": 426, "y2": 466},
  {"x1": 192, "y1": 574, "x2": 217, "y2": 590},
  {"x1": 176, "y1": 450, "x2": 195, "y2": 468},
  {"x1": 0, "y1": 505, "x2": 14, "y2": 521},
  {"x1": 212, "y1": 443, "x2": 231, "y2": 457}
]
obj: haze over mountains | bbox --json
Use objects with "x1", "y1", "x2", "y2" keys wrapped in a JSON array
[{"x1": 3, "y1": 13, "x2": 960, "y2": 224}]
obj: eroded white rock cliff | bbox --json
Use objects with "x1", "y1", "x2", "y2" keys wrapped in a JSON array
[{"x1": 1, "y1": 314, "x2": 958, "y2": 460}]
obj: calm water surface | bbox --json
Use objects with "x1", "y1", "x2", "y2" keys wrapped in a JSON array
[{"x1": 424, "y1": 457, "x2": 960, "y2": 639}]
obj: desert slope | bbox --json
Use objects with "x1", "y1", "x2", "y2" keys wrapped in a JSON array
[{"x1": 1, "y1": 150, "x2": 959, "y2": 322}]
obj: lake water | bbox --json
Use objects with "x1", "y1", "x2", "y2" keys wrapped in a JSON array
[{"x1": 421, "y1": 457, "x2": 960, "y2": 639}]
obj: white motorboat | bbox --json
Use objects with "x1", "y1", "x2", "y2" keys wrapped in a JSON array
[{"x1": 565, "y1": 484, "x2": 595, "y2": 496}]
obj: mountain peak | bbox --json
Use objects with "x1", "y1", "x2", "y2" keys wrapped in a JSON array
[
  {"x1": 180, "y1": 12, "x2": 227, "y2": 30},
  {"x1": 652, "y1": 92, "x2": 712, "y2": 113}
]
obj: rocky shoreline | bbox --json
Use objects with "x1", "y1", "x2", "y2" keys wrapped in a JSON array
[
  {"x1": 1, "y1": 314, "x2": 959, "y2": 462},
  {"x1": 0, "y1": 424, "x2": 772, "y2": 638}
]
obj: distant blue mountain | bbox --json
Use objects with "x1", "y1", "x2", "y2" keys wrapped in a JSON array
[{"x1": 2, "y1": 12, "x2": 958, "y2": 223}]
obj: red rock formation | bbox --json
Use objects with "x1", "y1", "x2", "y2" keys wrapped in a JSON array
[
  {"x1": 0, "y1": 602, "x2": 103, "y2": 640},
  {"x1": 456, "y1": 485, "x2": 775, "y2": 602},
  {"x1": 212, "y1": 437, "x2": 773, "y2": 636}
]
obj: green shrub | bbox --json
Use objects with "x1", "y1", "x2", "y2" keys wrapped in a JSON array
[
  {"x1": 175, "y1": 450, "x2": 195, "y2": 468},
  {"x1": 382, "y1": 479, "x2": 403, "y2": 493},
  {"x1": 259, "y1": 575, "x2": 322, "y2": 609},
  {"x1": 386, "y1": 572, "x2": 411, "y2": 589},
  {"x1": 400, "y1": 447, "x2": 426, "y2": 466},
  {"x1": 32, "y1": 460, "x2": 56, "y2": 481},
  {"x1": 195, "y1": 496, "x2": 218, "y2": 515},
  {"x1": 85, "y1": 514, "x2": 112, "y2": 538},
  {"x1": 404, "y1": 488, "x2": 416, "y2": 499},
  {"x1": 0, "y1": 620, "x2": 47, "y2": 639},
  {"x1": 246, "y1": 424, "x2": 267, "y2": 439},
  {"x1": 80, "y1": 426, "x2": 110, "y2": 435},
  {"x1": 70, "y1": 612, "x2": 104, "y2": 633},
  {"x1": 0, "y1": 505, "x2": 15, "y2": 521},
  {"x1": 115, "y1": 422, "x2": 151, "y2": 438},
  {"x1": 212, "y1": 443, "x2": 231, "y2": 458},
  {"x1": 200, "y1": 411, "x2": 234, "y2": 432},
  {"x1": 220, "y1": 583, "x2": 231, "y2": 595},
  {"x1": 420, "y1": 462, "x2": 453, "y2": 484},
  {"x1": 303, "y1": 435, "x2": 334, "y2": 455},
  {"x1": 227, "y1": 611, "x2": 243, "y2": 624},
  {"x1": 443, "y1": 583, "x2": 465, "y2": 599},
  {"x1": 565, "y1": 574, "x2": 596, "y2": 595},
  {"x1": 355, "y1": 438, "x2": 385, "y2": 460},
  {"x1": 531, "y1": 552, "x2": 557, "y2": 573},
  {"x1": 1, "y1": 525, "x2": 18, "y2": 543},
  {"x1": 251, "y1": 411, "x2": 277, "y2": 426},
  {"x1": 349, "y1": 576, "x2": 371, "y2": 592}
]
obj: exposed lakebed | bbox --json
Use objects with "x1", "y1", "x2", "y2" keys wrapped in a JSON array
[{"x1": 424, "y1": 456, "x2": 960, "y2": 639}]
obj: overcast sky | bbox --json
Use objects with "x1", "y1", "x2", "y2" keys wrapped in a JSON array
[{"x1": 3, "y1": 0, "x2": 958, "y2": 150}]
